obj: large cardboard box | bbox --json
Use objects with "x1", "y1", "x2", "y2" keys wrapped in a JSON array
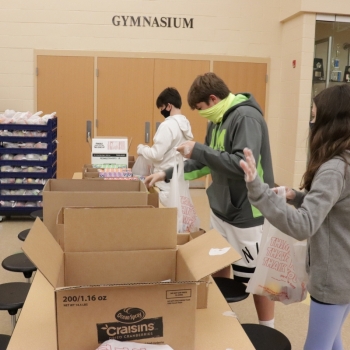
[
  {"x1": 7, "y1": 273, "x2": 255, "y2": 350},
  {"x1": 43, "y1": 179, "x2": 148, "y2": 234},
  {"x1": 79, "y1": 169, "x2": 159, "y2": 208},
  {"x1": 91, "y1": 136, "x2": 128, "y2": 166},
  {"x1": 23, "y1": 207, "x2": 240, "y2": 350},
  {"x1": 56, "y1": 206, "x2": 174, "y2": 250}
]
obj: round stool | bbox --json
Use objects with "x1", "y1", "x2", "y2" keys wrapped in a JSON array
[
  {"x1": 0, "y1": 334, "x2": 10, "y2": 349},
  {"x1": 18, "y1": 229, "x2": 30, "y2": 242},
  {"x1": 241, "y1": 324, "x2": 292, "y2": 350},
  {"x1": 0, "y1": 282, "x2": 31, "y2": 330},
  {"x1": 2, "y1": 253, "x2": 37, "y2": 283},
  {"x1": 213, "y1": 277, "x2": 249, "y2": 303},
  {"x1": 30, "y1": 209, "x2": 43, "y2": 221}
]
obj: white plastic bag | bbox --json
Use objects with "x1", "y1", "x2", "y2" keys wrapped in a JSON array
[
  {"x1": 96, "y1": 339, "x2": 174, "y2": 350},
  {"x1": 168, "y1": 152, "x2": 200, "y2": 233},
  {"x1": 246, "y1": 187, "x2": 308, "y2": 305},
  {"x1": 132, "y1": 155, "x2": 152, "y2": 176}
]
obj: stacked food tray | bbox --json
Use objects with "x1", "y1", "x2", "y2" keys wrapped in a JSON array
[{"x1": 0, "y1": 117, "x2": 57, "y2": 218}]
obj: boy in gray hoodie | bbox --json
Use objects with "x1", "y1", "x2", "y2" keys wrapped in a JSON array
[{"x1": 145, "y1": 73, "x2": 275, "y2": 328}]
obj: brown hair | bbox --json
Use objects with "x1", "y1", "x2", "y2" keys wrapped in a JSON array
[
  {"x1": 187, "y1": 72, "x2": 230, "y2": 110},
  {"x1": 301, "y1": 84, "x2": 350, "y2": 190}
]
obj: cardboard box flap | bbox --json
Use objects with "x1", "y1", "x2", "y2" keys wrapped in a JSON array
[
  {"x1": 22, "y1": 218, "x2": 64, "y2": 288},
  {"x1": 55, "y1": 280, "x2": 201, "y2": 292},
  {"x1": 176, "y1": 229, "x2": 242, "y2": 281},
  {"x1": 61, "y1": 207, "x2": 177, "y2": 252},
  {"x1": 45, "y1": 179, "x2": 146, "y2": 192}
]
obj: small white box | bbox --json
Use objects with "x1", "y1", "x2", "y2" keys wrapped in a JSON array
[{"x1": 91, "y1": 137, "x2": 128, "y2": 166}]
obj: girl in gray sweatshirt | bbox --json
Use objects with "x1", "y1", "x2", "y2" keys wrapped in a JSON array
[{"x1": 240, "y1": 84, "x2": 350, "y2": 350}]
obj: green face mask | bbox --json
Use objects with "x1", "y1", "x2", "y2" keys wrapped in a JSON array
[{"x1": 198, "y1": 93, "x2": 236, "y2": 124}]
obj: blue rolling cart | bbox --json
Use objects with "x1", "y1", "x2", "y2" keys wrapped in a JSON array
[{"x1": 0, "y1": 117, "x2": 57, "y2": 220}]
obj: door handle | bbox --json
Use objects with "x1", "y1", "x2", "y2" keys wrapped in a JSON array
[
  {"x1": 86, "y1": 120, "x2": 92, "y2": 142},
  {"x1": 145, "y1": 122, "x2": 150, "y2": 143}
]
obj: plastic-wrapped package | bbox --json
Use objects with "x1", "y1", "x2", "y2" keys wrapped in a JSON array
[
  {"x1": 0, "y1": 154, "x2": 14, "y2": 160},
  {"x1": 19, "y1": 142, "x2": 35, "y2": 148},
  {"x1": 25, "y1": 154, "x2": 40, "y2": 161},
  {"x1": 3, "y1": 142, "x2": 19, "y2": 148},
  {"x1": 12, "y1": 130, "x2": 26, "y2": 137},
  {"x1": 35, "y1": 167, "x2": 47, "y2": 173},
  {"x1": 13, "y1": 154, "x2": 26, "y2": 160},
  {"x1": 0, "y1": 166, "x2": 14, "y2": 172},
  {"x1": 3, "y1": 178, "x2": 16, "y2": 184},
  {"x1": 0, "y1": 190, "x2": 11, "y2": 195},
  {"x1": 22, "y1": 166, "x2": 46, "y2": 173},
  {"x1": 4, "y1": 109, "x2": 16, "y2": 118},
  {"x1": 34, "y1": 142, "x2": 48, "y2": 149},
  {"x1": 12, "y1": 189, "x2": 26, "y2": 195},
  {"x1": 0, "y1": 201, "x2": 14, "y2": 207},
  {"x1": 34, "y1": 178, "x2": 47, "y2": 185}
]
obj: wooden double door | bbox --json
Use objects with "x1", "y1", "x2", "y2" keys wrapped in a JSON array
[{"x1": 37, "y1": 55, "x2": 267, "y2": 178}]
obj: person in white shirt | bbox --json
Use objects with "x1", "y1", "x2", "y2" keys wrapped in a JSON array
[{"x1": 137, "y1": 87, "x2": 193, "y2": 206}]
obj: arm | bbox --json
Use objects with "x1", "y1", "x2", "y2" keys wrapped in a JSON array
[
  {"x1": 241, "y1": 149, "x2": 344, "y2": 241},
  {"x1": 163, "y1": 158, "x2": 210, "y2": 182},
  {"x1": 191, "y1": 115, "x2": 264, "y2": 180},
  {"x1": 138, "y1": 124, "x2": 173, "y2": 162}
]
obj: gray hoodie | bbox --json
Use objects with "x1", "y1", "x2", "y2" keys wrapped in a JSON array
[
  {"x1": 166, "y1": 93, "x2": 274, "y2": 228},
  {"x1": 246, "y1": 153, "x2": 350, "y2": 304}
]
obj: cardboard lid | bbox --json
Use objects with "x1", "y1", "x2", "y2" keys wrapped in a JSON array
[
  {"x1": 22, "y1": 219, "x2": 64, "y2": 288},
  {"x1": 61, "y1": 207, "x2": 177, "y2": 252},
  {"x1": 176, "y1": 229, "x2": 242, "y2": 281}
]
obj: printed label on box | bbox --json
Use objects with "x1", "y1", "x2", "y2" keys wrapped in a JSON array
[
  {"x1": 92, "y1": 139, "x2": 128, "y2": 153},
  {"x1": 97, "y1": 307, "x2": 163, "y2": 343}
]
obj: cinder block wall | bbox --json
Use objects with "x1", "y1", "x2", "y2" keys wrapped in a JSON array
[{"x1": 1, "y1": 0, "x2": 341, "y2": 188}]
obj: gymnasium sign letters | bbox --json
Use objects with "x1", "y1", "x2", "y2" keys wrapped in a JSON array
[{"x1": 112, "y1": 15, "x2": 194, "y2": 29}]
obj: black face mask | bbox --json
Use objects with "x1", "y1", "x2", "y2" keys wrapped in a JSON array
[
  {"x1": 309, "y1": 121, "x2": 315, "y2": 131},
  {"x1": 161, "y1": 105, "x2": 171, "y2": 118}
]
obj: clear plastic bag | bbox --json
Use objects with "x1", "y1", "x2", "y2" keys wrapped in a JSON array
[
  {"x1": 246, "y1": 187, "x2": 308, "y2": 305},
  {"x1": 168, "y1": 152, "x2": 200, "y2": 233},
  {"x1": 132, "y1": 155, "x2": 152, "y2": 176}
]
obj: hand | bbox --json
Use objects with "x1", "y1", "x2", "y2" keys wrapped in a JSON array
[
  {"x1": 137, "y1": 144, "x2": 145, "y2": 155},
  {"x1": 239, "y1": 148, "x2": 257, "y2": 182},
  {"x1": 176, "y1": 141, "x2": 195, "y2": 159},
  {"x1": 144, "y1": 171, "x2": 166, "y2": 188},
  {"x1": 272, "y1": 186, "x2": 296, "y2": 200}
]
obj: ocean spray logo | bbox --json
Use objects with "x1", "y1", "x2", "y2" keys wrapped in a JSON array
[
  {"x1": 112, "y1": 15, "x2": 194, "y2": 29},
  {"x1": 115, "y1": 307, "x2": 145, "y2": 323},
  {"x1": 97, "y1": 307, "x2": 163, "y2": 342}
]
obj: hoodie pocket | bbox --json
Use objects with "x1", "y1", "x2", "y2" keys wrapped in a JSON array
[{"x1": 207, "y1": 182, "x2": 242, "y2": 222}]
